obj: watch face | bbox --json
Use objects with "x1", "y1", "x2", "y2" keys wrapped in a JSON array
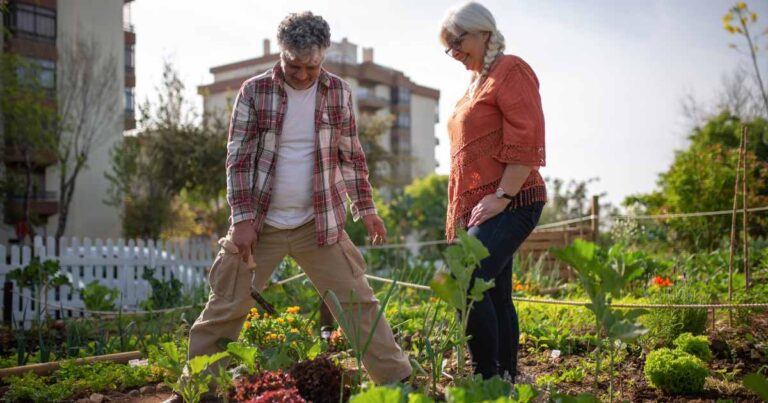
[{"x1": 495, "y1": 188, "x2": 504, "y2": 198}]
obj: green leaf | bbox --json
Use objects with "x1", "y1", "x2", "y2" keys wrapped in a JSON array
[
  {"x1": 407, "y1": 393, "x2": 435, "y2": 403},
  {"x1": 608, "y1": 320, "x2": 648, "y2": 342},
  {"x1": 430, "y1": 272, "x2": 464, "y2": 310},
  {"x1": 307, "y1": 339, "x2": 323, "y2": 360},
  {"x1": 469, "y1": 278, "x2": 494, "y2": 302},
  {"x1": 226, "y1": 342, "x2": 258, "y2": 373},
  {"x1": 743, "y1": 373, "x2": 768, "y2": 401},
  {"x1": 350, "y1": 385, "x2": 405, "y2": 403},
  {"x1": 514, "y1": 383, "x2": 538, "y2": 403},
  {"x1": 188, "y1": 352, "x2": 228, "y2": 375}
]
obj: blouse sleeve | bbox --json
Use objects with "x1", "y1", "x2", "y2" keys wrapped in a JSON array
[{"x1": 494, "y1": 61, "x2": 546, "y2": 167}]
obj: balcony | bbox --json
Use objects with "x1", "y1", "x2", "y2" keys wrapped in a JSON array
[
  {"x1": 356, "y1": 88, "x2": 389, "y2": 111},
  {"x1": 6, "y1": 191, "x2": 59, "y2": 217},
  {"x1": 4, "y1": 145, "x2": 58, "y2": 167}
]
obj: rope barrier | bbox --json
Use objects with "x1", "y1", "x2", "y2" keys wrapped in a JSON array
[
  {"x1": 9, "y1": 291, "x2": 197, "y2": 316},
  {"x1": 270, "y1": 272, "x2": 768, "y2": 310}
]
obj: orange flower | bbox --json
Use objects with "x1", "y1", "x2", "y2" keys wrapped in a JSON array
[
  {"x1": 286, "y1": 306, "x2": 301, "y2": 314},
  {"x1": 653, "y1": 276, "x2": 673, "y2": 287}
]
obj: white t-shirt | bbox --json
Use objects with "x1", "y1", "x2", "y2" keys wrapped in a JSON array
[{"x1": 264, "y1": 81, "x2": 318, "y2": 229}]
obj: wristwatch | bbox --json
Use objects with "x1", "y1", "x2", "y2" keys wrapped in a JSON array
[{"x1": 495, "y1": 187, "x2": 514, "y2": 201}]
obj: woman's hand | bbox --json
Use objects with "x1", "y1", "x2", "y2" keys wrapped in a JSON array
[{"x1": 468, "y1": 194, "x2": 510, "y2": 228}]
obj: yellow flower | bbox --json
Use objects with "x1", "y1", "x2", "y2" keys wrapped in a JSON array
[
  {"x1": 286, "y1": 306, "x2": 301, "y2": 314},
  {"x1": 277, "y1": 318, "x2": 285, "y2": 324},
  {"x1": 429, "y1": 297, "x2": 439, "y2": 304},
  {"x1": 726, "y1": 25, "x2": 737, "y2": 33},
  {"x1": 737, "y1": 2, "x2": 747, "y2": 10},
  {"x1": 723, "y1": 12, "x2": 733, "y2": 23},
  {"x1": 290, "y1": 328, "x2": 300, "y2": 334},
  {"x1": 243, "y1": 321, "x2": 252, "y2": 329},
  {"x1": 751, "y1": 12, "x2": 758, "y2": 22},
  {"x1": 287, "y1": 317, "x2": 295, "y2": 323},
  {"x1": 308, "y1": 329, "x2": 313, "y2": 336}
]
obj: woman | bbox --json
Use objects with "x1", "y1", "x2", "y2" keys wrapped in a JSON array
[{"x1": 440, "y1": 2, "x2": 547, "y2": 381}]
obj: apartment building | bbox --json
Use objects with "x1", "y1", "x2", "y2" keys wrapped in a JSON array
[
  {"x1": 198, "y1": 38, "x2": 440, "y2": 188},
  {"x1": 0, "y1": 0, "x2": 135, "y2": 244}
]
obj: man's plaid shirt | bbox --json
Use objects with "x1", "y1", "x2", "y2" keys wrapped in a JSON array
[{"x1": 226, "y1": 63, "x2": 376, "y2": 246}]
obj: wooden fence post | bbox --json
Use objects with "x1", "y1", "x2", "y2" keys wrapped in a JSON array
[{"x1": 590, "y1": 195, "x2": 600, "y2": 242}]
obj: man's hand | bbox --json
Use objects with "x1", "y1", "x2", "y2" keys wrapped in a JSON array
[
  {"x1": 467, "y1": 194, "x2": 510, "y2": 228},
  {"x1": 362, "y1": 214, "x2": 387, "y2": 246},
  {"x1": 231, "y1": 220, "x2": 257, "y2": 263}
]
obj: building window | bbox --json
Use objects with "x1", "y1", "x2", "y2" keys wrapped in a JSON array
[
  {"x1": 16, "y1": 58, "x2": 56, "y2": 91},
  {"x1": 125, "y1": 44, "x2": 135, "y2": 74},
  {"x1": 6, "y1": 3, "x2": 56, "y2": 43},
  {"x1": 397, "y1": 113, "x2": 410, "y2": 128},
  {"x1": 124, "y1": 88, "x2": 135, "y2": 116},
  {"x1": 392, "y1": 87, "x2": 411, "y2": 105}
]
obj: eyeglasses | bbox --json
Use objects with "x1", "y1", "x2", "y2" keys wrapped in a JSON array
[{"x1": 444, "y1": 32, "x2": 468, "y2": 55}]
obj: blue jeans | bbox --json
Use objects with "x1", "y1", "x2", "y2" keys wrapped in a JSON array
[{"x1": 466, "y1": 201, "x2": 544, "y2": 379}]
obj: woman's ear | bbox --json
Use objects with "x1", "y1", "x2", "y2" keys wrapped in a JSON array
[{"x1": 481, "y1": 31, "x2": 491, "y2": 44}]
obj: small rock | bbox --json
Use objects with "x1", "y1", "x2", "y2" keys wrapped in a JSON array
[
  {"x1": 156, "y1": 382, "x2": 172, "y2": 393},
  {"x1": 550, "y1": 349, "x2": 562, "y2": 360},
  {"x1": 127, "y1": 390, "x2": 140, "y2": 397},
  {"x1": 139, "y1": 385, "x2": 155, "y2": 394},
  {"x1": 89, "y1": 393, "x2": 106, "y2": 403}
]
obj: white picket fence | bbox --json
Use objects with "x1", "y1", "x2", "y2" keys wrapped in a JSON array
[{"x1": 0, "y1": 235, "x2": 216, "y2": 328}]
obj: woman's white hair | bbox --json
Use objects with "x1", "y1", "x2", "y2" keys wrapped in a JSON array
[{"x1": 440, "y1": 2, "x2": 506, "y2": 97}]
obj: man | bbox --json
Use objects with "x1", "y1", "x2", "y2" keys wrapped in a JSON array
[{"x1": 164, "y1": 11, "x2": 412, "y2": 402}]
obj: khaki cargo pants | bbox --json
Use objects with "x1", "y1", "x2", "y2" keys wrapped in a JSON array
[{"x1": 186, "y1": 220, "x2": 412, "y2": 384}]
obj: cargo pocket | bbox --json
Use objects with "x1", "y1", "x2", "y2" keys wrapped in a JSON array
[
  {"x1": 208, "y1": 237, "x2": 242, "y2": 301},
  {"x1": 338, "y1": 233, "x2": 366, "y2": 278}
]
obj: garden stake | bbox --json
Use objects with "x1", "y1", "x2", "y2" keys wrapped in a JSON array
[
  {"x1": 727, "y1": 126, "x2": 745, "y2": 327},
  {"x1": 742, "y1": 126, "x2": 750, "y2": 290}
]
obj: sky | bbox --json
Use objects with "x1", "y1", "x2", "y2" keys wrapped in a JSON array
[{"x1": 130, "y1": 0, "x2": 765, "y2": 208}]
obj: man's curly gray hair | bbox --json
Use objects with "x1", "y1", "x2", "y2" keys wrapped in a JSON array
[{"x1": 277, "y1": 11, "x2": 331, "y2": 59}]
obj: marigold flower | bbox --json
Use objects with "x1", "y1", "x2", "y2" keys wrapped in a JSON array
[
  {"x1": 287, "y1": 317, "x2": 295, "y2": 323},
  {"x1": 290, "y1": 328, "x2": 300, "y2": 334},
  {"x1": 653, "y1": 276, "x2": 673, "y2": 287},
  {"x1": 514, "y1": 284, "x2": 525, "y2": 292},
  {"x1": 286, "y1": 306, "x2": 301, "y2": 314},
  {"x1": 277, "y1": 318, "x2": 285, "y2": 324},
  {"x1": 243, "y1": 321, "x2": 252, "y2": 329}
]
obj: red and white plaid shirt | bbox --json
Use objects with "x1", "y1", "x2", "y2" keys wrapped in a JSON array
[{"x1": 226, "y1": 63, "x2": 376, "y2": 246}]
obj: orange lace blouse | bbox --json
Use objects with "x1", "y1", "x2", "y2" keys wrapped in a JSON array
[{"x1": 446, "y1": 55, "x2": 547, "y2": 241}]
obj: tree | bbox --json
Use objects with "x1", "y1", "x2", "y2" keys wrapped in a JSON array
[
  {"x1": 106, "y1": 61, "x2": 228, "y2": 239},
  {"x1": 624, "y1": 114, "x2": 768, "y2": 250},
  {"x1": 539, "y1": 177, "x2": 613, "y2": 226},
  {"x1": 0, "y1": 54, "x2": 58, "y2": 243},
  {"x1": 356, "y1": 113, "x2": 406, "y2": 190},
  {"x1": 723, "y1": 2, "x2": 768, "y2": 117},
  {"x1": 53, "y1": 34, "x2": 120, "y2": 240}
]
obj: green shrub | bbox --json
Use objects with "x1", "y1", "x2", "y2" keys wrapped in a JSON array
[
  {"x1": 673, "y1": 332, "x2": 712, "y2": 362},
  {"x1": 81, "y1": 281, "x2": 120, "y2": 311},
  {"x1": 644, "y1": 348, "x2": 708, "y2": 395},
  {"x1": 642, "y1": 285, "x2": 708, "y2": 345}
]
